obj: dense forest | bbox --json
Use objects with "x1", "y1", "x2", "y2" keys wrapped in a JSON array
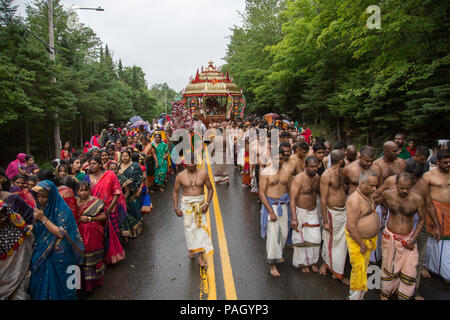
[
  {"x1": 1, "y1": 0, "x2": 449, "y2": 165},
  {"x1": 222, "y1": 0, "x2": 449, "y2": 145},
  {"x1": 0, "y1": 0, "x2": 177, "y2": 165}
]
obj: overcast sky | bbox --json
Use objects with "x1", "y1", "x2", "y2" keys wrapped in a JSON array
[{"x1": 14, "y1": 0, "x2": 246, "y2": 91}]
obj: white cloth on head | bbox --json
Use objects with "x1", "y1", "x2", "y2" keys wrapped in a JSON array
[
  {"x1": 180, "y1": 195, "x2": 214, "y2": 255},
  {"x1": 292, "y1": 206, "x2": 321, "y2": 267},
  {"x1": 266, "y1": 203, "x2": 289, "y2": 264},
  {"x1": 321, "y1": 206, "x2": 348, "y2": 276}
]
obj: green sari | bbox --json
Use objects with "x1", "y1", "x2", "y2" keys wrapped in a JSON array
[
  {"x1": 119, "y1": 162, "x2": 143, "y2": 238},
  {"x1": 152, "y1": 141, "x2": 169, "y2": 187}
]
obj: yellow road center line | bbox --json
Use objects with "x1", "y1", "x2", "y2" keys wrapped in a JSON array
[
  {"x1": 205, "y1": 147, "x2": 238, "y2": 300},
  {"x1": 199, "y1": 160, "x2": 217, "y2": 300}
]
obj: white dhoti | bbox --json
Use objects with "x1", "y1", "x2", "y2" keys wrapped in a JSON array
[
  {"x1": 292, "y1": 206, "x2": 322, "y2": 268},
  {"x1": 370, "y1": 205, "x2": 387, "y2": 263},
  {"x1": 266, "y1": 203, "x2": 289, "y2": 264},
  {"x1": 424, "y1": 237, "x2": 450, "y2": 281},
  {"x1": 250, "y1": 169, "x2": 258, "y2": 194},
  {"x1": 321, "y1": 206, "x2": 348, "y2": 277},
  {"x1": 180, "y1": 195, "x2": 214, "y2": 255}
]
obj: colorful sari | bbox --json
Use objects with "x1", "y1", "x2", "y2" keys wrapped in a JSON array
[
  {"x1": 5, "y1": 153, "x2": 26, "y2": 179},
  {"x1": 77, "y1": 196, "x2": 106, "y2": 292},
  {"x1": 58, "y1": 185, "x2": 79, "y2": 224},
  {"x1": 30, "y1": 180, "x2": 85, "y2": 300},
  {"x1": 143, "y1": 143, "x2": 156, "y2": 190},
  {"x1": 153, "y1": 141, "x2": 169, "y2": 187},
  {"x1": 85, "y1": 171, "x2": 126, "y2": 265},
  {"x1": 0, "y1": 195, "x2": 35, "y2": 300},
  {"x1": 242, "y1": 151, "x2": 251, "y2": 186},
  {"x1": 11, "y1": 187, "x2": 36, "y2": 209},
  {"x1": 119, "y1": 162, "x2": 143, "y2": 238},
  {"x1": 139, "y1": 163, "x2": 152, "y2": 214}
]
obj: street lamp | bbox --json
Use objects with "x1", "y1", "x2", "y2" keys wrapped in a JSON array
[{"x1": 47, "y1": 0, "x2": 104, "y2": 158}]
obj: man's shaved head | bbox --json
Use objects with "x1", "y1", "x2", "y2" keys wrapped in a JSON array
[
  {"x1": 346, "y1": 145, "x2": 357, "y2": 162},
  {"x1": 384, "y1": 141, "x2": 400, "y2": 161},
  {"x1": 383, "y1": 141, "x2": 397, "y2": 152}
]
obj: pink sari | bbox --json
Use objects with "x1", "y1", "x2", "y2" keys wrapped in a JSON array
[
  {"x1": 87, "y1": 170, "x2": 126, "y2": 264},
  {"x1": 58, "y1": 186, "x2": 79, "y2": 223},
  {"x1": 77, "y1": 196, "x2": 106, "y2": 292}
]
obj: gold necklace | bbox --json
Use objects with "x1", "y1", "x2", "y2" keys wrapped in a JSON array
[
  {"x1": 357, "y1": 188, "x2": 375, "y2": 212},
  {"x1": 186, "y1": 171, "x2": 198, "y2": 188}
]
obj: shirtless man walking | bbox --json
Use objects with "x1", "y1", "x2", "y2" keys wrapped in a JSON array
[
  {"x1": 288, "y1": 142, "x2": 309, "y2": 176},
  {"x1": 421, "y1": 149, "x2": 450, "y2": 284},
  {"x1": 318, "y1": 150, "x2": 349, "y2": 284},
  {"x1": 343, "y1": 146, "x2": 383, "y2": 196},
  {"x1": 379, "y1": 173, "x2": 426, "y2": 300},
  {"x1": 374, "y1": 160, "x2": 441, "y2": 299},
  {"x1": 259, "y1": 147, "x2": 292, "y2": 276},
  {"x1": 290, "y1": 156, "x2": 321, "y2": 273},
  {"x1": 374, "y1": 141, "x2": 407, "y2": 181},
  {"x1": 173, "y1": 154, "x2": 214, "y2": 267},
  {"x1": 346, "y1": 170, "x2": 380, "y2": 300}
]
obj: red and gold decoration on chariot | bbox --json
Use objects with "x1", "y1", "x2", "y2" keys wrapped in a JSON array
[{"x1": 180, "y1": 60, "x2": 246, "y2": 122}]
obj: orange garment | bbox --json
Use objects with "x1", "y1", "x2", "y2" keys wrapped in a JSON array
[{"x1": 427, "y1": 201, "x2": 450, "y2": 239}]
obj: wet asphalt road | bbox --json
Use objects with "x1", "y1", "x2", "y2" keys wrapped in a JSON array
[{"x1": 87, "y1": 159, "x2": 450, "y2": 300}]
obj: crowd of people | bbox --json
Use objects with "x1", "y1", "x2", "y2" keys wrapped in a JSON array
[
  {"x1": 0, "y1": 120, "x2": 175, "y2": 300},
  {"x1": 202, "y1": 116, "x2": 448, "y2": 300},
  {"x1": 1, "y1": 112, "x2": 449, "y2": 300}
]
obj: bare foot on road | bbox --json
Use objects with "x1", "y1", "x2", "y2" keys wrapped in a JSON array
[
  {"x1": 270, "y1": 265, "x2": 280, "y2": 277},
  {"x1": 421, "y1": 267, "x2": 431, "y2": 278},
  {"x1": 319, "y1": 263, "x2": 327, "y2": 275}
]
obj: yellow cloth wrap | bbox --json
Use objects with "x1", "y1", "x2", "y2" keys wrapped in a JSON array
[
  {"x1": 345, "y1": 229, "x2": 377, "y2": 292},
  {"x1": 184, "y1": 201, "x2": 205, "y2": 230}
]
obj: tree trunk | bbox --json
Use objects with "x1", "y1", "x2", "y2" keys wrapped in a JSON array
[
  {"x1": 337, "y1": 118, "x2": 341, "y2": 141},
  {"x1": 80, "y1": 114, "x2": 83, "y2": 148},
  {"x1": 25, "y1": 119, "x2": 30, "y2": 154}
]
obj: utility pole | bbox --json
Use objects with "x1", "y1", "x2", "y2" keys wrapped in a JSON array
[
  {"x1": 164, "y1": 84, "x2": 167, "y2": 115},
  {"x1": 48, "y1": 0, "x2": 60, "y2": 159}
]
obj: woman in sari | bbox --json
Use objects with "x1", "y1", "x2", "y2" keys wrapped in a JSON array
[
  {"x1": 118, "y1": 151, "x2": 143, "y2": 241},
  {"x1": 0, "y1": 179, "x2": 35, "y2": 300},
  {"x1": 68, "y1": 157, "x2": 86, "y2": 182},
  {"x1": 58, "y1": 176, "x2": 79, "y2": 224},
  {"x1": 30, "y1": 180, "x2": 84, "y2": 300},
  {"x1": 152, "y1": 133, "x2": 169, "y2": 192},
  {"x1": 107, "y1": 144, "x2": 121, "y2": 163},
  {"x1": 10, "y1": 174, "x2": 36, "y2": 209},
  {"x1": 84, "y1": 156, "x2": 126, "y2": 265},
  {"x1": 5, "y1": 153, "x2": 27, "y2": 179},
  {"x1": 143, "y1": 135, "x2": 156, "y2": 193},
  {"x1": 21, "y1": 155, "x2": 39, "y2": 177},
  {"x1": 55, "y1": 164, "x2": 69, "y2": 181},
  {"x1": 76, "y1": 181, "x2": 107, "y2": 293},
  {"x1": 135, "y1": 152, "x2": 152, "y2": 215},
  {"x1": 126, "y1": 135, "x2": 135, "y2": 149},
  {"x1": 100, "y1": 149, "x2": 112, "y2": 169}
]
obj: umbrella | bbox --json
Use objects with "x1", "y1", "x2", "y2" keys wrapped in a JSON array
[
  {"x1": 130, "y1": 120, "x2": 149, "y2": 128},
  {"x1": 264, "y1": 113, "x2": 279, "y2": 119},
  {"x1": 130, "y1": 116, "x2": 143, "y2": 123},
  {"x1": 282, "y1": 119, "x2": 290, "y2": 124}
]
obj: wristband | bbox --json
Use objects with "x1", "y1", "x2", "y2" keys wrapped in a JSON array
[
  {"x1": 42, "y1": 218, "x2": 49, "y2": 226},
  {"x1": 88, "y1": 216, "x2": 92, "y2": 222}
]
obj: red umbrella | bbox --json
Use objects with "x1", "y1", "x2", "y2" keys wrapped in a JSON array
[{"x1": 264, "y1": 113, "x2": 280, "y2": 119}]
